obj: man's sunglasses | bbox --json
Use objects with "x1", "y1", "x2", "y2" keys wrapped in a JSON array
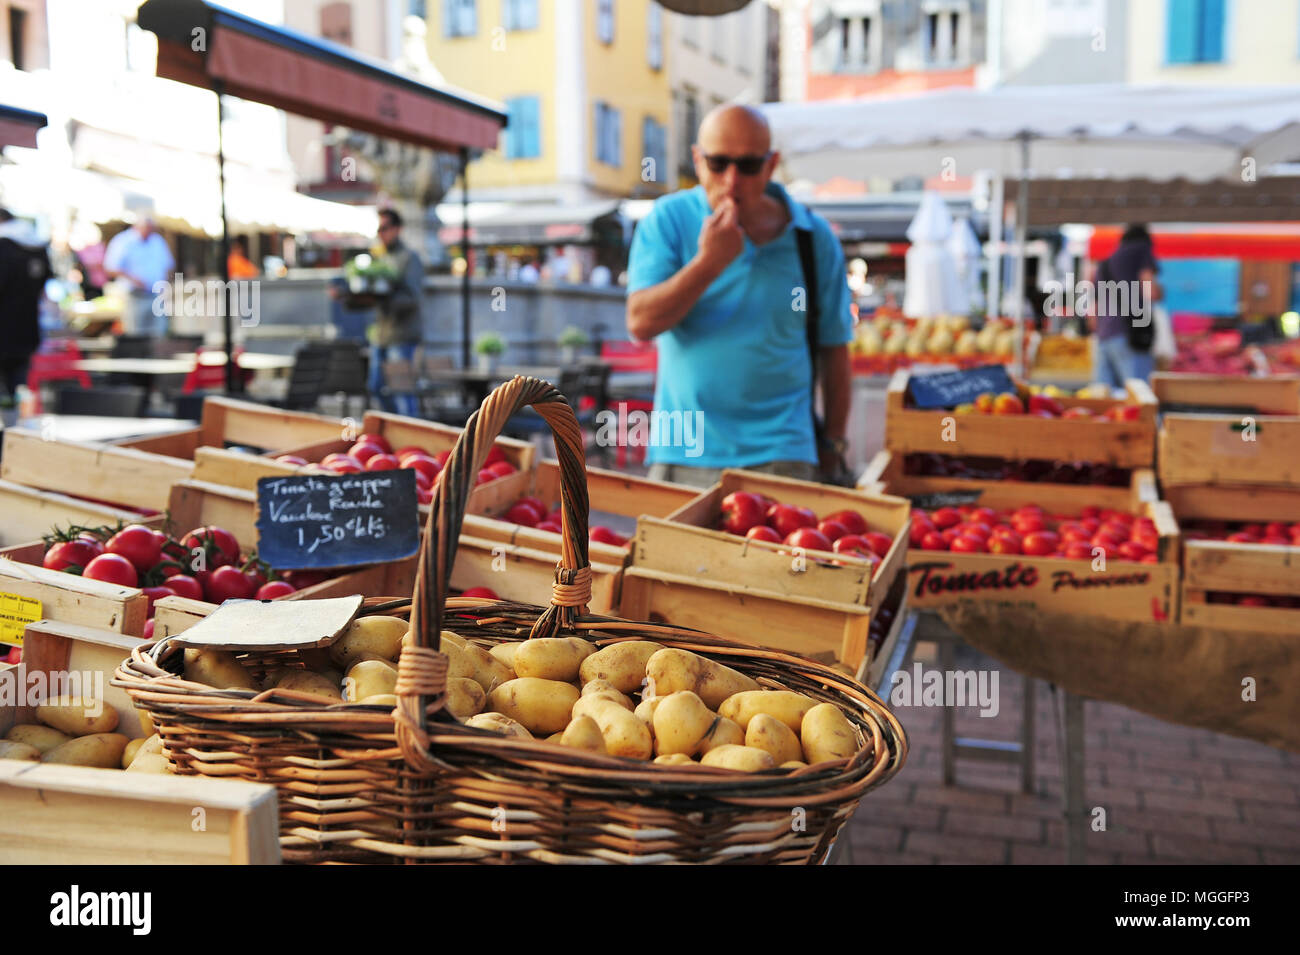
[{"x1": 701, "y1": 152, "x2": 771, "y2": 176}]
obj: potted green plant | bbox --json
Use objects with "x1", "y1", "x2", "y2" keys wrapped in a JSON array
[
  {"x1": 343, "y1": 253, "x2": 399, "y2": 307},
  {"x1": 558, "y1": 325, "x2": 589, "y2": 364},
  {"x1": 474, "y1": 332, "x2": 506, "y2": 374}
]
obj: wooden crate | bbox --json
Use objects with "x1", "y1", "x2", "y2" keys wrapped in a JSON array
[
  {"x1": 885, "y1": 370, "x2": 1157, "y2": 468},
  {"x1": 115, "y1": 395, "x2": 346, "y2": 459},
  {"x1": 1158, "y1": 412, "x2": 1300, "y2": 487},
  {"x1": 0, "y1": 762, "x2": 280, "y2": 863},
  {"x1": 860, "y1": 572, "x2": 909, "y2": 688},
  {"x1": 0, "y1": 562, "x2": 149, "y2": 640},
  {"x1": 1165, "y1": 483, "x2": 1300, "y2": 635},
  {"x1": 1152, "y1": 373, "x2": 1300, "y2": 415},
  {"x1": 861, "y1": 449, "x2": 1158, "y2": 513},
  {"x1": 1, "y1": 428, "x2": 193, "y2": 512},
  {"x1": 634, "y1": 470, "x2": 911, "y2": 611},
  {"x1": 906, "y1": 482, "x2": 1181, "y2": 624},
  {"x1": 0, "y1": 480, "x2": 144, "y2": 549},
  {"x1": 455, "y1": 517, "x2": 624, "y2": 612}
]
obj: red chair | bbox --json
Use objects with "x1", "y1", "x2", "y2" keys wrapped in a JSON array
[
  {"x1": 182, "y1": 346, "x2": 253, "y2": 393},
  {"x1": 26, "y1": 340, "x2": 91, "y2": 413},
  {"x1": 600, "y1": 342, "x2": 657, "y2": 468}
]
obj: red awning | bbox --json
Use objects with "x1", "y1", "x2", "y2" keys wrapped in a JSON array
[
  {"x1": 137, "y1": 0, "x2": 506, "y2": 153},
  {"x1": 0, "y1": 105, "x2": 47, "y2": 149},
  {"x1": 1090, "y1": 226, "x2": 1300, "y2": 261}
]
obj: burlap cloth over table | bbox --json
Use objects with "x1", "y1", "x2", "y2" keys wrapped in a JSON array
[{"x1": 939, "y1": 602, "x2": 1300, "y2": 753}]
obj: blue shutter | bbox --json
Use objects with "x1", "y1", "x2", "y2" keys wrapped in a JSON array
[
  {"x1": 1199, "y1": 0, "x2": 1225, "y2": 61},
  {"x1": 1166, "y1": 0, "x2": 1197, "y2": 63},
  {"x1": 523, "y1": 97, "x2": 540, "y2": 158},
  {"x1": 504, "y1": 97, "x2": 519, "y2": 157}
]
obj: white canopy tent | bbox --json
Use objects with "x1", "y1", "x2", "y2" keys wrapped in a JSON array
[{"x1": 762, "y1": 84, "x2": 1300, "y2": 372}]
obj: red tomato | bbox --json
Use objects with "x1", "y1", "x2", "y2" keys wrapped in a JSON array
[
  {"x1": 320, "y1": 454, "x2": 364, "y2": 474},
  {"x1": 433, "y1": 450, "x2": 452, "y2": 467},
  {"x1": 105, "y1": 524, "x2": 163, "y2": 573},
  {"x1": 285, "y1": 570, "x2": 329, "y2": 590},
  {"x1": 476, "y1": 468, "x2": 498, "y2": 486},
  {"x1": 929, "y1": 507, "x2": 962, "y2": 529},
  {"x1": 394, "y1": 446, "x2": 427, "y2": 459},
  {"x1": 401, "y1": 455, "x2": 442, "y2": 483},
  {"x1": 1117, "y1": 541, "x2": 1151, "y2": 562},
  {"x1": 784, "y1": 527, "x2": 832, "y2": 552},
  {"x1": 1059, "y1": 523, "x2": 1091, "y2": 543},
  {"x1": 862, "y1": 531, "x2": 895, "y2": 557},
  {"x1": 1062, "y1": 541, "x2": 1094, "y2": 560},
  {"x1": 968, "y1": 507, "x2": 998, "y2": 526},
  {"x1": 958, "y1": 523, "x2": 991, "y2": 542},
  {"x1": 412, "y1": 469, "x2": 433, "y2": 491},
  {"x1": 43, "y1": 539, "x2": 102, "y2": 572},
  {"x1": 746, "y1": 525, "x2": 782, "y2": 543},
  {"x1": 988, "y1": 534, "x2": 1022, "y2": 555},
  {"x1": 1012, "y1": 513, "x2": 1046, "y2": 534},
  {"x1": 83, "y1": 553, "x2": 139, "y2": 587},
  {"x1": 182, "y1": 526, "x2": 240, "y2": 568},
  {"x1": 348, "y1": 441, "x2": 385, "y2": 465},
  {"x1": 908, "y1": 516, "x2": 935, "y2": 548},
  {"x1": 461, "y1": 586, "x2": 499, "y2": 599},
  {"x1": 536, "y1": 520, "x2": 563, "y2": 534},
  {"x1": 506, "y1": 501, "x2": 545, "y2": 526},
  {"x1": 824, "y1": 509, "x2": 868, "y2": 536},
  {"x1": 163, "y1": 574, "x2": 204, "y2": 601},
  {"x1": 4, "y1": 645, "x2": 22, "y2": 664},
  {"x1": 417, "y1": 486, "x2": 434, "y2": 506},
  {"x1": 483, "y1": 446, "x2": 506, "y2": 467},
  {"x1": 357, "y1": 432, "x2": 392, "y2": 453},
  {"x1": 486, "y1": 460, "x2": 516, "y2": 479},
  {"x1": 1022, "y1": 531, "x2": 1060, "y2": 557},
  {"x1": 142, "y1": 619, "x2": 155, "y2": 640},
  {"x1": 141, "y1": 585, "x2": 175, "y2": 617},
  {"x1": 720, "y1": 491, "x2": 768, "y2": 535},
  {"x1": 275, "y1": 454, "x2": 308, "y2": 466},
  {"x1": 950, "y1": 534, "x2": 987, "y2": 553},
  {"x1": 767, "y1": 503, "x2": 818, "y2": 537},
  {"x1": 256, "y1": 580, "x2": 297, "y2": 600},
  {"x1": 919, "y1": 531, "x2": 949, "y2": 551},
  {"x1": 833, "y1": 534, "x2": 873, "y2": 558},
  {"x1": 590, "y1": 526, "x2": 628, "y2": 547},
  {"x1": 816, "y1": 519, "x2": 849, "y2": 543},
  {"x1": 205, "y1": 565, "x2": 254, "y2": 603},
  {"x1": 365, "y1": 454, "x2": 401, "y2": 472}
]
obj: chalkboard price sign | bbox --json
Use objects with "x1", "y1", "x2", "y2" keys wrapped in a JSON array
[
  {"x1": 255, "y1": 470, "x2": 420, "y2": 570},
  {"x1": 907, "y1": 364, "x2": 1016, "y2": 410}
]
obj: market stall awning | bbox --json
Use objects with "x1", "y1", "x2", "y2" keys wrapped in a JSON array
[
  {"x1": 136, "y1": 0, "x2": 507, "y2": 153},
  {"x1": 1007, "y1": 176, "x2": 1300, "y2": 226},
  {"x1": 0, "y1": 104, "x2": 47, "y2": 149},
  {"x1": 436, "y1": 200, "x2": 623, "y2": 246}
]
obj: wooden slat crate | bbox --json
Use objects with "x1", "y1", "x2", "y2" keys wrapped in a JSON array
[
  {"x1": 1151, "y1": 373, "x2": 1300, "y2": 415},
  {"x1": 905, "y1": 481, "x2": 1181, "y2": 624},
  {"x1": 1, "y1": 429, "x2": 193, "y2": 512},
  {"x1": 1158, "y1": 413, "x2": 1300, "y2": 487},
  {"x1": 861, "y1": 449, "x2": 1157, "y2": 513},
  {"x1": 1165, "y1": 484, "x2": 1300, "y2": 635},
  {"x1": 634, "y1": 469, "x2": 911, "y2": 611},
  {"x1": 885, "y1": 369, "x2": 1157, "y2": 468},
  {"x1": 0, "y1": 561, "x2": 149, "y2": 639},
  {"x1": 0, "y1": 481, "x2": 144, "y2": 549},
  {"x1": 114, "y1": 395, "x2": 346, "y2": 459}
]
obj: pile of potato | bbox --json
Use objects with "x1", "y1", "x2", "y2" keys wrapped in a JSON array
[
  {"x1": 0, "y1": 698, "x2": 171, "y2": 773},
  {"x1": 169, "y1": 615, "x2": 861, "y2": 773}
]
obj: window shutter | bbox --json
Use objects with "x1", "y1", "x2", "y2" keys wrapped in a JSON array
[
  {"x1": 1199, "y1": 0, "x2": 1225, "y2": 62},
  {"x1": 1166, "y1": 0, "x2": 1198, "y2": 63},
  {"x1": 524, "y1": 97, "x2": 540, "y2": 157}
]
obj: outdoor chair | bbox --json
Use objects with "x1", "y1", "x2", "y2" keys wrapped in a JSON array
[{"x1": 52, "y1": 385, "x2": 148, "y2": 418}]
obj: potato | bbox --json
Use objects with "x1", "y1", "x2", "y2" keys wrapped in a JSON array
[
  {"x1": 125, "y1": 752, "x2": 173, "y2": 774},
  {"x1": 0, "y1": 741, "x2": 39, "y2": 761},
  {"x1": 37, "y1": 695, "x2": 121, "y2": 735},
  {"x1": 344, "y1": 659, "x2": 398, "y2": 703},
  {"x1": 276, "y1": 669, "x2": 343, "y2": 701},
  {"x1": 559, "y1": 715, "x2": 606, "y2": 753},
  {"x1": 513, "y1": 637, "x2": 596, "y2": 682},
  {"x1": 580, "y1": 679, "x2": 634, "y2": 709},
  {"x1": 487, "y1": 678, "x2": 580, "y2": 736},
  {"x1": 719, "y1": 690, "x2": 817, "y2": 733},
  {"x1": 579, "y1": 641, "x2": 663, "y2": 694},
  {"x1": 183, "y1": 649, "x2": 259, "y2": 691},
  {"x1": 6, "y1": 723, "x2": 71, "y2": 755},
  {"x1": 634, "y1": 696, "x2": 661, "y2": 729},
  {"x1": 699, "y1": 744, "x2": 776, "y2": 772},
  {"x1": 654, "y1": 753, "x2": 696, "y2": 766},
  {"x1": 695, "y1": 715, "x2": 744, "y2": 755},
  {"x1": 745, "y1": 713, "x2": 802, "y2": 765},
  {"x1": 582, "y1": 698, "x2": 653, "y2": 760},
  {"x1": 801, "y1": 702, "x2": 858, "y2": 764},
  {"x1": 780, "y1": 760, "x2": 808, "y2": 769},
  {"x1": 646, "y1": 648, "x2": 759, "y2": 710},
  {"x1": 439, "y1": 642, "x2": 477, "y2": 682},
  {"x1": 42, "y1": 733, "x2": 129, "y2": 768},
  {"x1": 460, "y1": 641, "x2": 515, "y2": 694},
  {"x1": 488, "y1": 643, "x2": 519, "y2": 670},
  {"x1": 329, "y1": 615, "x2": 408, "y2": 668},
  {"x1": 359, "y1": 694, "x2": 397, "y2": 706},
  {"x1": 123, "y1": 734, "x2": 164, "y2": 769},
  {"x1": 652, "y1": 691, "x2": 714, "y2": 757},
  {"x1": 465, "y1": 712, "x2": 533, "y2": 739},
  {"x1": 447, "y1": 677, "x2": 486, "y2": 719},
  {"x1": 136, "y1": 709, "x2": 156, "y2": 738}
]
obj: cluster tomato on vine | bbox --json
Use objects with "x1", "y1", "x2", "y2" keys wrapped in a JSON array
[{"x1": 40, "y1": 521, "x2": 304, "y2": 625}]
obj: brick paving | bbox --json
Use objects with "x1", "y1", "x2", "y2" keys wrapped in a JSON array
[{"x1": 838, "y1": 641, "x2": 1300, "y2": 865}]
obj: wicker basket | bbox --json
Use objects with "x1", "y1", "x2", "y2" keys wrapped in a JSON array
[{"x1": 116, "y1": 377, "x2": 907, "y2": 864}]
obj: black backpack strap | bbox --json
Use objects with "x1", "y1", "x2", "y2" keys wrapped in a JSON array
[{"x1": 795, "y1": 224, "x2": 820, "y2": 422}]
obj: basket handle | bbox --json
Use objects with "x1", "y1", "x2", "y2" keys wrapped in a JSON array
[{"x1": 394, "y1": 375, "x2": 591, "y2": 771}]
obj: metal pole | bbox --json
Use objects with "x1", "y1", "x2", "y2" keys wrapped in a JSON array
[
  {"x1": 215, "y1": 82, "x2": 239, "y2": 394},
  {"x1": 1012, "y1": 133, "x2": 1030, "y2": 378},
  {"x1": 987, "y1": 175, "x2": 1004, "y2": 321},
  {"x1": 460, "y1": 146, "x2": 471, "y2": 370}
]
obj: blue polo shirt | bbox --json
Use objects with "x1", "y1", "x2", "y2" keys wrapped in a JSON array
[{"x1": 627, "y1": 183, "x2": 852, "y2": 468}]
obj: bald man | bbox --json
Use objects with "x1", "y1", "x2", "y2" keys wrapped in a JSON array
[{"x1": 626, "y1": 105, "x2": 853, "y2": 488}]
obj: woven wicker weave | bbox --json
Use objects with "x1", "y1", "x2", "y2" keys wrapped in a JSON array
[{"x1": 116, "y1": 377, "x2": 907, "y2": 864}]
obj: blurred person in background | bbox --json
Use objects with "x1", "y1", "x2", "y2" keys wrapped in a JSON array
[
  {"x1": 369, "y1": 207, "x2": 422, "y2": 416},
  {"x1": 227, "y1": 236, "x2": 260, "y2": 279},
  {"x1": 1090, "y1": 223, "x2": 1161, "y2": 388},
  {"x1": 0, "y1": 208, "x2": 52, "y2": 408},
  {"x1": 104, "y1": 211, "x2": 175, "y2": 337}
]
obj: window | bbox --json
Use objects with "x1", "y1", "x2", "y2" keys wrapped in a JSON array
[
  {"x1": 445, "y1": 0, "x2": 477, "y2": 37},
  {"x1": 503, "y1": 0, "x2": 537, "y2": 31},
  {"x1": 595, "y1": 102, "x2": 621, "y2": 167},
  {"x1": 922, "y1": 1, "x2": 966, "y2": 66},
  {"x1": 320, "y1": 2, "x2": 353, "y2": 46},
  {"x1": 597, "y1": 0, "x2": 614, "y2": 44},
  {"x1": 8, "y1": 6, "x2": 26, "y2": 70},
  {"x1": 642, "y1": 117, "x2": 666, "y2": 185},
  {"x1": 711, "y1": 13, "x2": 727, "y2": 62},
  {"x1": 834, "y1": 14, "x2": 878, "y2": 72},
  {"x1": 647, "y1": 3, "x2": 663, "y2": 70},
  {"x1": 504, "y1": 96, "x2": 541, "y2": 158},
  {"x1": 407, "y1": 0, "x2": 427, "y2": 18},
  {"x1": 678, "y1": 88, "x2": 699, "y2": 175},
  {"x1": 681, "y1": 12, "x2": 699, "y2": 47},
  {"x1": 1166, "y1": 0, "x2": 1225, "y2": 63}
]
